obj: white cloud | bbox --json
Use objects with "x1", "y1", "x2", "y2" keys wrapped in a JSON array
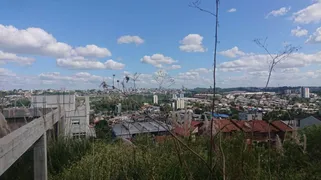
[
  {"x1": 291, "y1": 26, "x2": 308, "y2": 37},
  {"x1": 266, "y1": 7, "x2": 291, "y2": 18},
  {"x1": 192, "y1": 68, "x2": 211, "y2": 73},
  {"x1": 219, "y1": 46, "x2": 246, "y2": 58},
  {"x1": 140, "y1": 54, "x2": 177, "y2": 68},
  {"x1": 0, "y1": 24, "x2": 110, "y2": 58},
  {"x1": 117, "y1": 35, "x2": 144, "y2": 45},
  {"x1": 293, "y1": 1, "x2": 321, "y2": 24},
  {"x1": 39, "y1": 72, "x2": 104, "y2": 83},
  {"x1": 281, "y1": 68, "x2": 300, "y2": 73},
  {"x1": 227, "y1": 8, "x2": 236, "y2": 13},
  {"x1": 75, "y1": 45, "x2": 111, "y2": 57},
  {"x1": 56, "y1": 57, "x2": 125, "y2": 70},
  {"x1": 104, "y1": 59, "x2": 125, "y2": 70},
  {"x1": 219, "y1": 51, "x2": 321, "y2": 72},
  {"x1": 178, "y1": 71, "x2": 200, "y2": 80},
  {"x1": 0, "y1": 51, "x2": 35, "y2": 65},
  {"x1": 0, "y1": 68, "x2": 16, "y2": 76},
  {"x1": 179, "y1": 34, "x2": 206, "y2": 52},
  {"x1": 306, "y1": 27, "x2": 321, "y2": 43},
  {"x1": 167, "y1": 65, "x2": 181, "y2": 70}
]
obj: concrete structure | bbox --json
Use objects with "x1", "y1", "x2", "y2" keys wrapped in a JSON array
[
  {"x1": 153, "y1": 95, "x2": 158, "y2": 104},
  {"x1": 301, "y1": 87, "x2": 310, "y2": 98},
  {"x1": 179, "y1": 93, "x2": 184, "y2": 98},
  {"x1": 31, "y1": 94, "x2": 92, "y2": 138},
  {"x1": 239, "y1": 112, "x2": 263, "y2": 120},
  {"x1": 65, "y1": 96, "x2": 91, "y2": 138},
  {"x1": 0, "y1": 108, "x2": 65, "y2": 180},
  {"x1": 172, "y1": 94, "x2": 177, "y2": 99},
  {"x1": 31, "y1": 94, "x2": 76, "y2": 111}
]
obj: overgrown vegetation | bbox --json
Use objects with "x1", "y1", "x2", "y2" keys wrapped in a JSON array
[{"x1": 47, "y1": 126, "x2": 321, "y2": 180}]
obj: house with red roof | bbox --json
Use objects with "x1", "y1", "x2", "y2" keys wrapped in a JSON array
[
  {"x1": 209, "y1": 119, "x2": 293, "y2": 144},
  {"x1": 174, "y1": 121, "x2": 203, "y2": 137}
]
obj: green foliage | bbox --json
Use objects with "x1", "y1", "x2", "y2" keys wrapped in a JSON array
[
  {"x1": 160, "y1": 104, "x2": 172, "y2": 113},
  {"x1": 3, "y1": 126, "x2": 321, "y2": 180},
  {"x1": 194, "y1": 108, "x2": 204, "y2": 114},
  {"x1": 94, "y1": 120, "x2": 113, "y2": 142},
  {"x1": 301, "y1": 125, "x2": 321, "y2": 159},
  {"x1": 48, "y1": 137, "x2": 92, "y2": 175},
  {"x1": 50, "y1": 129, "x2": 321, "y2": 180}
]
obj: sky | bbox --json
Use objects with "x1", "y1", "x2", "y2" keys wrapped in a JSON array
[{"x1": 0, "y1": 0, "x2": 321, "y2": 90}]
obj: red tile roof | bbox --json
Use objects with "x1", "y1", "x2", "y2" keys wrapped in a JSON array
[
  {"x1": 235, "y1": 120, "x2": 278, "y2": 132},
  {"x1": 174, "y1": 121, "x2": 203, "y2": 136},
  {"x1": 271, "y1": 121, "x2": 293, "y2": 131},
  {"x1": 213, "y1": 119, "x2": 240, "y2": 132}
]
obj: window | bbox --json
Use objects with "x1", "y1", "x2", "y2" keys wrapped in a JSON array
[
  {"x1": 73, "y1": 132, "x2": 86, "y2": 138},
  {"x1": 71, "y1": 119, "x2": 80, "y2": 125}
]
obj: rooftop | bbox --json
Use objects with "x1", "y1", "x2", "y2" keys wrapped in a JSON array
[{"x1": 112, "y1": 121, "x2": 172, "y2": 137}]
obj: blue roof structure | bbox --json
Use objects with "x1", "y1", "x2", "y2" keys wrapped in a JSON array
[{"x1": 212, "y1": 113, "x2": 229, "y2": 118}]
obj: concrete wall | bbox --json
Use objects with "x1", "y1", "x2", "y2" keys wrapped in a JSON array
[
  {"x1": 0, "y1": 108, "x2": 65, "y2": 176},
  {"x1": 31, "y1": 94, "x2": 75, "y2": 112},
  {"x1": 65, "y1": 96, "x2": 91, "y2": 137}
]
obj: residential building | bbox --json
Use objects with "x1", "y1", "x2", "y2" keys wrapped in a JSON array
[
  {"x1": 153, "y1": 95, "x2": 158, "y2": 104},
  {"x1": 284, "y1": 116, "x2": 321, "y2": 129},
  {"x1": 171, "y1": 102, "x2": 176, "y2": 111},
  {"x1": 301, "y1": 87, "x2": 310, "y2": 98},
  {"x1": 179, "y1": 93, "x2": 184, "y2": 98},
  {"x1": 174, "y1": 121, "x2": 203, "y2": 137},
  {"x1": 239, "y1": 112, "x2": 263, "y2": 120},
  {"x1": 211, "y1": 119, "x2": 292, "y2": 143},
  {"x1": 116, "y1": 103, "x2": 122, "y2": 115},
  {"x1": 284, "y1": 89, "x2": 292, "y2": 94},
  {"x1": 172, "y1": 94, "x2": 178, "y2": 99},
  {"x1": 176, "y1": 98, "x2": 185, "y2": 109}
]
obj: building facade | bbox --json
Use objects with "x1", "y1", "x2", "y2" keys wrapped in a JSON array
[
  {"x1": 153, "y1": 95, "x2": 158, "y2": 104},
  {"x1": 176, "y1": 98, "x2": 185, "y2": 109},
  {"x1": 31, "y1": 94, "x2": 92, "y2": 138},
  {"x1": 301, "y1": 87, "x2": 310, "y2": 98},
  {"x1": 239, "y1": 112, "x2": 263, "y2": 120}
]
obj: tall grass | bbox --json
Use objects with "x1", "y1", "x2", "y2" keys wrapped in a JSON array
[
  {"x1": 48, "y1": 137, "x2": 93, "y2": 175},
  {"x1": 50, "y1": 131, "x2": 321, "y2": 180}
]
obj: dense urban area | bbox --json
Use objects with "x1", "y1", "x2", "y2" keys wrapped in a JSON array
[{"x1": 1, "y1": 85, "x2": 321, "y2": 179}]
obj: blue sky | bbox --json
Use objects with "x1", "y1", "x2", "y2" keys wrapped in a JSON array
[{"x1": 0, "y1": 0, "x2": 321, "y2": 90}]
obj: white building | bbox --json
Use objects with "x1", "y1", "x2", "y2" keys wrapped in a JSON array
[
  {"x1": 172, "y1": 94, "x2": 178, "y2": 99},
  {"x1": 116, "y1": 103, "x2": 122, "y2": 115},
  {"x1": 172, "y1": 102, "x2": 176, "y2": 111},
  {"x1": 301, "y1": 87, "x2": 310, "y2": 98},
  {"x1": 176, "y1": 98, "x2": 185, "y2": 109},
  {"x1": 239, "y1": 112, "x2": 262, "y2": 120},
  {"x1": 153, "y1": 95, "x2": 158, "y2": 104}
]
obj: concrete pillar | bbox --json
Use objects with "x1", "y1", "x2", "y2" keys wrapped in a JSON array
[{"x1": 34, "y1": 133, "x2": 48, "y2": 180}]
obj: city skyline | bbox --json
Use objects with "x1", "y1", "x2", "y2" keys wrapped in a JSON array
[{"x1": 0, "y1": 0, "x2": 321, "y2": 90}]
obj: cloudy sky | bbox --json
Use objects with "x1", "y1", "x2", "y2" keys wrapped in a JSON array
[{"x1": 0, "y1": 0, "x2": 321, "y2": 90}]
